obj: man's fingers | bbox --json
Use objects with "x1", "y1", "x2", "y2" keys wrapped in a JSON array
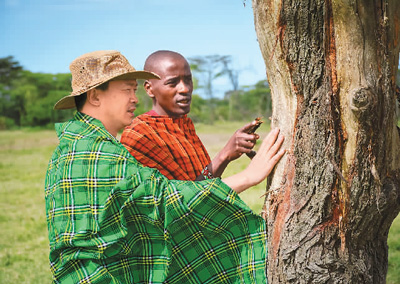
[
  {"x1": 240, "y1": 134, "x2": 258, "y2": 143},
  {"x1": 268, "y1": 134, "x2": 285, "y2": 155},
  {"x1": 241, "y1": 121, "x2": 257, "y2": 132},
  {"x1": 271, "y1": 148, "x2": 286, "y2": 163},
  {"x1": 238, "y1": 139, "x2": 256, "y2": 149},
  {"x1": 259, "y1": 128, "x2": 280, "y2": 153},
  {"x1": 263, "y1": 148, "x2": 286, "y2": 173}
]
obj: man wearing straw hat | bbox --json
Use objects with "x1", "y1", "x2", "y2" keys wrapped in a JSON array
[{"x1": 45, "y1": 50, "x2": 285, "y2": 283}]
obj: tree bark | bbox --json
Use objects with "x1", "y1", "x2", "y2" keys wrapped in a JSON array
[{"x1": 252, "y1": 0, "x2": 400, "y2": 283}]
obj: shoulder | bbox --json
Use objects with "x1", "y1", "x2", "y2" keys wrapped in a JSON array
[
  {"x1": 121, "y1": 114, "x2": 161, "y2": 140},
  {"x1": 57, "y1": 117, "x2": 131, "y2": 160},
  {"x1": 123, "y1": 114, "x2": 154, "y2": 132}
]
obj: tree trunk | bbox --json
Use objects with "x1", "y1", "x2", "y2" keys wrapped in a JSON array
[{"x1": 252, "y1": 0, "x2": 400, "y2": 283}]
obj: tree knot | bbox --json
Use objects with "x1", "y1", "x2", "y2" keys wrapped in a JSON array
[{"x1": 350, "y1": 87, "x2": 375, "y2": 116}]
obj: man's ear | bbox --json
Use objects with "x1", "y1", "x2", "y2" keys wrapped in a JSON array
[
  {"x1": 144, "y1": 80, "x2": 155, "y2": 98},
  {"x1": 86, "y1": 89, "x2": 101, "y2": 107}
]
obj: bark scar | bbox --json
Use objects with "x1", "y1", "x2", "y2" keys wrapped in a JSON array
[
  {"x1": 270, "y1": 154, "x2": 295, "y2": 259},
  {"x1": 329, "y1": 157, "x2": 349, "y2": 185},
  {"x1": 270, "y1": 25, "x2": 285, "y2": 60}
]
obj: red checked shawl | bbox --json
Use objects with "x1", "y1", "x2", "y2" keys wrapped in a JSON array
[{"x1": 121, "y1": 112, "x2": 211, "y2": 180}]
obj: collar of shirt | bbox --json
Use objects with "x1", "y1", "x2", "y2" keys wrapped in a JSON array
[{"x1": 55, "y1": 111, "x2": 119, "y2": 144}]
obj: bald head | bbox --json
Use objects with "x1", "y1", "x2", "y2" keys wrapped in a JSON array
[{"x1": 144, "y1": 50, "x2": 188, "y2": 75}]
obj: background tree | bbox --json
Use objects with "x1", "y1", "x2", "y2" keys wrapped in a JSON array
[
  {"x1": 0, "y1": 57, "x2": 73, "y2": 128},
  {"x1": 222, "y1": 80, "x2": 271, "y2": 121},
  {"x1": 21, "y1": 72, "x2": 72, "y2": 126},
  {"x1": 253, "y1": 0, "x2": 400, "y2": 283},
  {"x1": 189, "y1": 55, "x2": 229, "y2": 123},
  {"x1": 0, "y1": 56, "x2": 23, "y2": 128},
  {"x1": 0, "y1": 56, "x2": 22, "y2": 84}
]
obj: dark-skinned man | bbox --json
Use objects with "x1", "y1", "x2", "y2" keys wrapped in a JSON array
[{"x1": 121, "y1": 50, "x2": 261, "y2": 181}]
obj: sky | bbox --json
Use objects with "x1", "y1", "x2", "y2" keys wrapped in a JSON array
[{"x1": 1, "y1": 0, "x2": 267, "y2": 97}]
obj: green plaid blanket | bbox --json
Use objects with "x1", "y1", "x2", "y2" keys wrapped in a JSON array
[{"x1": 45, "y1": 112, "x2": 267, "y2": 283}]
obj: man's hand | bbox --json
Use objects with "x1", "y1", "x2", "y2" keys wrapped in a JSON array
[
  {"x1": 220, "y1": 121, "x2": 261, "y2": 162},
  {"x1": 222, "y1": 128, "x2": 285, "y2": 193},
  {"x1": 243, "y1": 128, "x2": 285, "y2": 186}
]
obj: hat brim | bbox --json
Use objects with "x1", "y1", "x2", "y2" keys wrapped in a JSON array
[
  {"x1": 54, "y1": 71, "x2": 160, "y2": 110},
  {"x1": 113, "y1": 71, "x2": 160, "y2": 81}
]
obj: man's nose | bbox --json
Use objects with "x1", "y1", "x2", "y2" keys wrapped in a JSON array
[
  {"x1": 177, "y1": 81, "x2": 190, "y2": 93},
  {"x1": 130, "y1": 92, "x2": 138, "y2": 103}
]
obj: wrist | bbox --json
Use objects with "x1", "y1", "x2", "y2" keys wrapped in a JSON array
[
  {"x1": 240, "y1": 169, "x2": 256, "y2": 188},
  {"x1": 201, "y1": 165, "x2": 214, "y2": 180},
  {"x1": 213, "y1": 152, "x2": 230, "y2": 168},
  {"x1": 222, "y1": 170, "x2": 253, "y2": 194}
]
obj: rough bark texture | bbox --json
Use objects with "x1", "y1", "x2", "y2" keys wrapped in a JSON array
[{"x1": 252, "y1": 0, "x2": 400, "y2": 283}]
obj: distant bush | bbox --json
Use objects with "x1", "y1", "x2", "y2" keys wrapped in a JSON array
[{"x1": 0, "y1": 116, "x2": 16, "y2": 130}]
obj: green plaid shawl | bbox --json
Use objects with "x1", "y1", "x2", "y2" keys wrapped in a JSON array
[{"x1": 45, "y1": 112, "x2": 267, "y2": 283}]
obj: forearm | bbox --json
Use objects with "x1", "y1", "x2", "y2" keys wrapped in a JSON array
[
  {"x1": 221, "y1": 169, "x2": 254, "y2": 194},
  {"x1": 195, "y1": 153, "x2": 229, "y2": 181},
  {"x1": 195, "y1": 162, "x2": 256, "y2": 193},
  {"x1": 210, "y1": 151, "x2": 230, "y2": 177}
]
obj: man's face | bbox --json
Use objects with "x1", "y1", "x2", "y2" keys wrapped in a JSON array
[
  {"x1": 98, "y1": 79, "x2": 138, "y2": 135},
  {"x1": 145, "y1": 56, "x2": 193, "y2": 118}
]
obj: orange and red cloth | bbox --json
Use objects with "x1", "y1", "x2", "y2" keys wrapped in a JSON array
[{"x1": 121, "y1": 111, "x2": 211, "y2": 180}]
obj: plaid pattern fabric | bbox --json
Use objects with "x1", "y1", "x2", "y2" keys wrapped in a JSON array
[
  {"x1": 120, "y1": 113, "x2": 211, "y2": 181},
  {"x1": 45, "y1": 112, "x2": 267, "y2": 283}
]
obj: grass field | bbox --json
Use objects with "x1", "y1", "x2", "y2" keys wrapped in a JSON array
[{"x1": 0, "y1": 123, "x2": 399, "y2": 283}]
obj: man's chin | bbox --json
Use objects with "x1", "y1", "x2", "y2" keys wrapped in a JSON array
[{"x1": 178, "y1": 106, "x2": 190, "y2": 115}]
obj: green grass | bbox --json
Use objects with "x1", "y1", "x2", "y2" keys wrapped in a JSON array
[
  {"x1": 0, "y1": 130, "x2": 56, "y2": 283},
  {"x1": 388, "y1": 216, "x2": 400, "y2": 284},
  {"x1": 0, "y1": 124, "x2": 399, "y2": 283}
]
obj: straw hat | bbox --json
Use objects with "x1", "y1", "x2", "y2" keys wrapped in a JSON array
[{"x1": 54, "y1": 50, "x2": 160, "y2": 110}]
